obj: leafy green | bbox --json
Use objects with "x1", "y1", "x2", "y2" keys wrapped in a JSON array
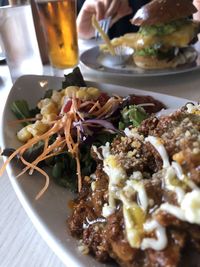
[
  {"x1": 62, "y1": 67, "x2": 86, "y2": 89},
  {"x1": 43, "y1": 89, "x2": 53, "y2": 99},
  {"x1": 119, "y1": 105, "x2": 148, "y2": 129},
  {"x1": 136, "y1": 46, "x2": 160, "y2": 57},
  {"x1": 136, "y1": 46, "x2": 177, "y2": 60},
  {"x1": 50, "y1": 152, "x2": 77, "y2": 192},
  {"x1": 11, "y1": 100, "x2": 31, "y2": 126},
  {"x1": 23, "y1": 141, "x2": 45, "y2": 162},
  {"x1": 139, "y1": 19, "x2": 190, "y2": 36},
  {"x1": 92, "y1": 132, "x2": 115, "y2": 147}
]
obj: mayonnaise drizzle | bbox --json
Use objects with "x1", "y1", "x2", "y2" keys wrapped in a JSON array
[
  {"x1": 141, "y1": 220, "x2": 167, "y2": 250},
  {"x1": 186, "y1": 103, "x2": 200, "y2": 113},
  {"x1": 92, "y1": 145, "x2": 103, "y2": 160},
  {"x1": 160, "y1": 203, "x2": 186, "y2": 221},
  {"x1": 171, "y1": 161, "x2": 184, "y2": 180},
  {"x1": 126, "y1": 180, "x2": 148, "y2": 211},
  {"x1": 145, "y1": 136, "x2": 170, "y2": 168}
]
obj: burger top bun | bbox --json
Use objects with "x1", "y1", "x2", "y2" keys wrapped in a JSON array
[{"x1": 131, "y1": 0, "x2": 197, "y2": 26}]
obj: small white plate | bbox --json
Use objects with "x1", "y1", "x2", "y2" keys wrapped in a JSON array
[{"x1": 0, "y1": 75, "x2": 195, "y2": 267}]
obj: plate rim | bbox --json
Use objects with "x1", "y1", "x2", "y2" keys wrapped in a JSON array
[{"x1": 0, "y1": 74, "x2": 193, "y2": 267}]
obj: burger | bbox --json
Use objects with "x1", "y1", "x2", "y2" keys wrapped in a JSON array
[{"x1": 130, "y1": 0, "x2": 200, "y2": 69}]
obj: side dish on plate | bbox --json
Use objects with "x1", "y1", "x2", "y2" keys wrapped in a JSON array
[
  {"x1": 1, "y1": 68, "x2": 200, "y2": 267},
  {"x1": 100, "y1": 0, "x2": 200, "y2": 69}
]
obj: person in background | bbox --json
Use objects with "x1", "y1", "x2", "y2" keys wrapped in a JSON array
[
  {"x1": 0, "y1": 0, "x2": 8, "y2": 5},
  {"x1": 77, "y1": 0, "x2": 149, "y2": 39}
]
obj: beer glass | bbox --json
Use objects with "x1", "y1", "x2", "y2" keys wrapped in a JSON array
[{"x1": 35, "y1": 0, "x2": 79, "y2": 70}]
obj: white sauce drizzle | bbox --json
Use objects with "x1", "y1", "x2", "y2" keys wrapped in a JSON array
[
  {"x1": 101, "y1": 142, "x2": 111, "y2": 158},
  {"x1": 103, "y1": 155, "x2": 127, "y2": 216},
  {"x1": 102, "y1": 204, "x2": 115, "y2": 218},
  {"x1": 171, "y1": 161, "x2": 184, "y2": 180},
  {"x1": 92, "y1": 142, "x2": 111, "y2": 162},
  {"x1": 161, "y1": 190, "x2": 200, "y2": 224},
  {"x1": 92, "y1": 145, "x2": 103, "y2": 160},
  {"x1": 145, "y1": 136, "x2": 170, "y2": 168},
  {"x1": 186, "y1": 103, "x2": 200, "y2": 113},
  {"x1": 83, "y1": 217, "x2": 106, "y2": 229},
  {"x1": 141, "y1": 220, "x2": 167, "y2": 250},
  {"x1": 129, "y1": 171, "x2": 143, "y2": 180},
  {"x1": 181, "y1": 190, "x2": 200, "y2": 224},
  {"x1": 126, "y1": 180, "x2": 148, "y2": 211},
  {"x1": 160, "y1": 203, "x2": 186, "y2": 221}
]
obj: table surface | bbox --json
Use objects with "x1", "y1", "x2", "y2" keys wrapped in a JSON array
[{"x1": 0, "y1": 39, "x2": 200, "y2": 267}]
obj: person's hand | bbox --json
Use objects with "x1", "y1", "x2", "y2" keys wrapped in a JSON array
[
  {"x1": 77, "y1": 0, "x2": 132, "y2": 39},
  {"x1": 193, "y1": 0, "x2": 200, "y2": 20}
]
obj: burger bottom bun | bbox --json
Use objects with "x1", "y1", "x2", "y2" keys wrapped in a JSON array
[{"x1": 133, "y1": 47, "x2": 198, "y2": 69}]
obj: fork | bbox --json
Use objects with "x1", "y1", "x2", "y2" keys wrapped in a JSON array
[{"x1": 95, "y1": 16, "x2": 112, "y2": 40}]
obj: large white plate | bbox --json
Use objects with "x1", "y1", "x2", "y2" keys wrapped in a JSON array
[
  {"x1": 80, "y1": 43, "x2": 200, "y2": 77},
  {"x1": 0, "y1": 75, "x2": 194, "y2": 267}
]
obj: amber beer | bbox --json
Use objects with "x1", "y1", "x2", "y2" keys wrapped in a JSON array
[{"x1": 37, "y1": 0, "x2": 78, "y2": 69}]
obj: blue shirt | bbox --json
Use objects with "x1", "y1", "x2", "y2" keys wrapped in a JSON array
[{"x1": 0, "y1": 0, "x2": 8, "y2": 6}]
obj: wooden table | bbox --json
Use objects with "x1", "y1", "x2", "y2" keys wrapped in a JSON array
[{"x1": 0, "y1": 39, "x2": 199, "y2": 267}]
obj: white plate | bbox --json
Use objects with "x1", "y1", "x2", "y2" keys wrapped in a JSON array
[
  {"x1": 80, "y1": 44, "x2": 200, "y2": 77},
  {"x1": 0, "y1": 52, "x2": 6, "y2": 62},
  {"x1": 0, "y1": 75, "x2": 194, "y2": 267}
]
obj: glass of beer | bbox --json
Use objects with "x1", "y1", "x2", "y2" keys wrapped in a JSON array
[{"x1": 35, "y1": 0, "x2": 78, "y2": 70}]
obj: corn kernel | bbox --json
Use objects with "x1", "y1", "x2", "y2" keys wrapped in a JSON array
[
  {"x1": 51, "y1": 90, "x2": 63, "y2": 107},
  {"x1": 76, "y1": 89, "x2": 89, "y2": 101},
  {"x1": 42, "y1": 113, "x2": 57, "y2": 123},
  {"x1": 87, "y1": 87, "x2": 100, "y2": 99},
  {"x1": 41, "y1": 102, "x2": 58, "y2": 116},
  {"x1": 17, "y1": 126, "x2": 33, "y2": 142},
  {"x1": 64, "y1": 86, "x2": 79, "y2": 97},
  {"x1": 37, "y1": 98, "x2": 52, "y2": 109},
  {"x1": 27, "y1": 120, "x2": 49, "y2": 136}
]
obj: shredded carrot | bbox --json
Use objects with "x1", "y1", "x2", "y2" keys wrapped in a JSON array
[
  {"x1": 64, "y1": 114, "x2": 74, "y2": 154},
  {"x1": 88, "y1": 100, "x2": 101, "y2": 114},
  {"x1": 20, "y1": 156, "x2": 49, "y2": 200},
  {"x1": 80, "y1": 100, "x2": 96, "y2": 108},
  {"x1": 92, "y1": 97, "x2": 121, "y2": 117}
]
